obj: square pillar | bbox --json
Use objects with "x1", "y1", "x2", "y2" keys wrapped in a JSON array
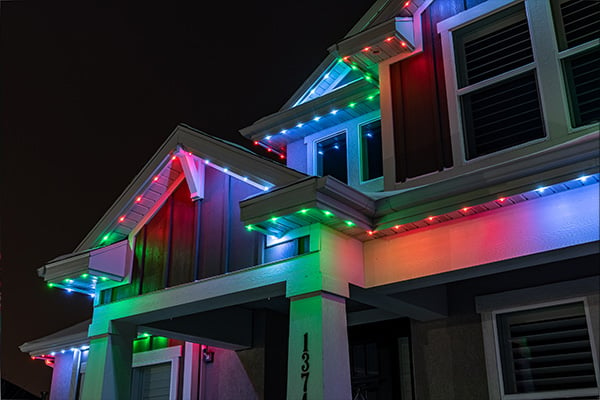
[
  {"x1": 287, "y1": 291, "x2": 351, "y2": 400},
  {"x1": 80, "y1": 321, "x2": 136, "y2": 400},
  {"x1": 49, "y1": 349, "x2": 81, "y2": 400}
]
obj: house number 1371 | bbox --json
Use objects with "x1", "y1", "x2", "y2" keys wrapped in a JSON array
[{"x1": 301, "y1": 332, "x2": 310, "y2": 399}]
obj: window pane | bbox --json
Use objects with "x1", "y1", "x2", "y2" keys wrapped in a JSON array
[
  {"x1": 496, "y1": 302, "x2": 597, "y2": 395},
  {"x1": 316, "y1": 133, "x2": 347, "y2": 183},
  {"x1": 563, "y1": 47, "x2": 600, "y2": 127},
  {"x1": 462, "y1": 71, "x2": 545, "y2": 159},
  {"x1": 264, "y1": 236, "x2": 309, "y2": 264},
  {"x1": 360, "y1": 120, "x2": 383, "y2": 181},
  {"x1": 455, "y1": 4, "x2": 533, "y2": 88},
  {"x1": 552, "y1": 0, "x2": 600, "y2": 51}
]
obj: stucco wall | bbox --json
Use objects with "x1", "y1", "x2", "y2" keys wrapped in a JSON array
[{"x1": 411, "y1": 314, "x2": 488, "y2": 400}]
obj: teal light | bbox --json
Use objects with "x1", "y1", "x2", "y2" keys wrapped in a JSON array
[{"x1": 245, "y1": 225, "x2": 253, "y2": 231}]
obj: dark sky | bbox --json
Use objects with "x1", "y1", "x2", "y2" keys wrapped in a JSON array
[{"x1": 0, "y1": 1, "x2": 374, "y2": 396}]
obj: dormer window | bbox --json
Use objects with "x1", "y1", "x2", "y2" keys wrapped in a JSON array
[
  {"x1": 359, "y1": 119, "x2": 383, "y2": 182},
  {"x1": 316, "y1": 131, "x2": 348, "y2": 184}
]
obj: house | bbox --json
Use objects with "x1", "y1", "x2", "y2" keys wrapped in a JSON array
[{"x1": 21, "y1": 0, "x2": 599, "y2": 399}]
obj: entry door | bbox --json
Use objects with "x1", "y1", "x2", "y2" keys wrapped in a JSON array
[{"x1": 132, "y1": 362, "x2": 171, "y2": 400}]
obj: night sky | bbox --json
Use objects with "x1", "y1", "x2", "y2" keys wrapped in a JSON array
[{"x1": 0, "y1": 1, "x2": 374, "y2": 396}]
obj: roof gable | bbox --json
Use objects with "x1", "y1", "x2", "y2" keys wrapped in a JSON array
[{"x1": 74, "y1": 124, "x2": 305, "y2": 253}]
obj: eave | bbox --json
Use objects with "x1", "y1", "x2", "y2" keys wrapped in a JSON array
[
  {"x1": 239, "y1": 79, "x2": 380, "y2": 148},
  {"x1": 19, "y1": 319, "x2": 91, "y2": 357}
]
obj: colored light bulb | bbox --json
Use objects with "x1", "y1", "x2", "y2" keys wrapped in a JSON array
[
  {"x1": 345, "y1": 220, "x2": 355, "y2": 227},
  {"x1": 385, "y1": 37, "x2": 394, "y2": 42},
  {"x1": 362, "y1": 47, "x2": 371, "y2": 52},
  {"x1": 135, "y1": 196, "x2": 142, "y2": 202},
  {"x1": 400, "y1": 41, "x2": 407, "y2": 47},
  {"x1": 348, "y1": 102, "x2": 356, "y2": 108},
  {"x1": 245, "y1": 225, "x2": 253, "y2": 231},
  {"x1": 171, "y1": 156, "x2": 177, "y2": 160},
  {"x1": 153, "y1": 176, "x2": 159, "y2": 182},
  {"x1": 118, "y1": 215, "x2": 126, "y2": 222},
  {"x1": 330, "y1": 109, "x2": 339, "y2": 115}
]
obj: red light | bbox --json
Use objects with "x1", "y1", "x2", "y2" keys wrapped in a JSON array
[
  {"x1": 267, "y1": 148, "x2": 272, "y2": 152},
  {"x1": 498, "y1": 197, "x2": 506, "y2": 202},
  {"x1": 428, "y1": 216, "x2": 434, "y2": 221},
  {"x1": 188, "y1": 152, "x2": 192, "y2": 155},
  {"x1": 153, "y1": 175, "x2": 159, "y2": 182},
  {"x1": 135, "y1": 196, "x2": 142, "y2": 203},
  {"x1": 403, "y1": 1, "x2": 410, "y2": 8},
  {"x1": 400, "y1": 41, "x2": 407, "y2": 47},
  {"x1": 385, "y1": 37, "x2": 394, "y2": 42},
  {"x1": 367, "y1": 230, "x2": 374, "y2": 236},
  {"x1": 279, "y1": 154, "x2": 285, "y2": 159},
  {"x1": 362, "y1": 46, "x2": 371, "y2": 52},
  {"x1": 254, "y1": 141, "x2": 259, "y2": 145},
  {"x1": 394, "y1": 225, "x2": 400, "y2": 229},
  {"x1": 462, "y1": 207, "x2": 469, "y2": 213},
  {"x1": 31, "y1": 356, "x2": 35, "y2": 360},
  {"x1": 342, "y1": 56, "x2": 350, "y2": 61},
  {"x1": 171, "y1": 155, "x2": 177, "y2": 161},
  {"x1": 118, "y1": 216, "x2": 126, "y2": 223}
]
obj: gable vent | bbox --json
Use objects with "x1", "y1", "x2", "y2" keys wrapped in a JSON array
[
  {"x1": 461, "y1": 16, "x2": 533, "y2": 86},
  {"x1": 560, "y1": 0, "x2": 600, "y2": 49},
  {"x1": 462, "y1": 71, "x2": 545, "y2": 159},
  {"x1": 498, "y1": 302, "x2": 598, "y2": 395}
]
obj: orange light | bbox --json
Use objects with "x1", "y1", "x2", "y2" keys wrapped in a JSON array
[{"x1": 342, "y1": 56, "x2": 350, "y2": 61}]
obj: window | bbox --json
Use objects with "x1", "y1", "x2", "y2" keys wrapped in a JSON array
[
  {"x1": 360, "y1": 119, "x2": 383, "y2": 182},
  {"x1": 440, "y1": 0, "x2": 599, "y2": 163},
  {"x1": 495, "y1": 301, "x2": 599, "y2": 399},
  {"x1": 132, "y1": 363, "x2": 171, "y2": 400},
  {"x1": 454, "y1": 3, "x2": 545, "y2": 160},
  {"x1": 551, "y1": 0, "x2": 600, "y2": 127},
  {"x1": 316, "y1": 132, "x2": 348, "y2": 183},
  {"x1": 263, "y1": 236, "x2": 309, "y2": 264}
]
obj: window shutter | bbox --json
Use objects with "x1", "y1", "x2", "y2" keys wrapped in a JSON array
[{"x1": 497, "y1": 302, "x2": 598, "y2": 395}]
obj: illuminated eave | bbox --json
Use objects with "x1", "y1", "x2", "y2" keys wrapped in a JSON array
[
  {"x1": 242, "y1": 173, "x2": 599, "y2": 241},
  {"x1": 240, "y1": 80, "x2": 380, "y2": 150}
]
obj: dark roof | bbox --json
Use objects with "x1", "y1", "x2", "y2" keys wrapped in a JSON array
[{"x1": 1, "y1": 379, "x2": 41, "y2": 400}]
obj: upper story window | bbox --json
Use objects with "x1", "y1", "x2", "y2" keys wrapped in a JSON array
[
  {"x1": 439, "y1": 0, "x2": 599, "y2": 163},
  {"x1": 551, "y1": 0, "x2": 600, "y2": 128},
  {"x1": 359, "y1": 119, "x2": 383, "y2": 182},
  {"x1": 454, "y1": 3, "x2": 545, "y2": 160},
  {"x1": 316, "y1": 131, "x2": 348, "y2": 184}
]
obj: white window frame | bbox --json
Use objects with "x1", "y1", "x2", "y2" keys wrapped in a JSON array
[
  {"x1": 305, "y1": 110, "x2": 383, "y2": 191},
  {"x1": 477, "y1": 279, "x2": 600, "y2": 400},
  {"x1": 436, "y1": 0, "x2": 599, "y2": 168},
  {"x1": 358, "y1": 117, "x2": 384, "y2": 185},
  {"x1": 131, "y1": 345, "x2": 182, "y2": 400}
]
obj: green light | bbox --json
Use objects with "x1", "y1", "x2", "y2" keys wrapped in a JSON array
[
  {"x1": 348, "y1": 102, "x2": 356, "y2": 108},
  {"x1": 100, "y1": 277, "x2": 109, "y2": 282},
  {"x1": 47, "y1": 283, "x2": 54, "y2": 288},
  {"x1": 299, "y1": 209, "x2": 309, "y2": 214},
  {"x1": 367, "y1": 95, "x2": 375, "y2": 100},
  {"x1": 245, "y1": 225, "x2": 253, "y2": 231},
  {"x1": 351, "y1": 65, "x2": 358, "y2": 71},
  {"x1": 102, "y1": 234, "x2": 109, "y2": 242},
  {"x1": 345, "y1": 220, "x2": 355, "y2": 227},
  {"x1": 365, "y1": 75, "x2": 372, "y2": 81},
  {"x1": 323, "y1": 210, "x2": 334, "y2": 217},
  {"x1": 142, "y1": 332, "x2": 151, "y2": 337},
  {"x1": 81, "y1": 273, "x2": 89, "y2": 278},
  {"x1": 271, "y1": 217, "x2": 278, "y2": 222}
]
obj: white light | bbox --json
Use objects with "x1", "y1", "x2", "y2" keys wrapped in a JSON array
[
  {"x1": 280, "y1": 130, "x2": 287, "y2": 134},
  {"x1": 324, "y1": 73, "x2": 330, "y2": 79},
  {"x1": 80, "y1": 346, "x2": 89, "y2": 351},
  {"x1": 223, "y1": 168, "x2": 228, "y2": 172},
  {"x1": 296, "y1": 123, "x2": 303, "y2": 128},
  {"x1": 577, "y1": 175, "x2": 590, "y2": 182},
  {"x1": 50, "y1": 352, "x2": 56, "y2": 356},
  {"x1": 265, "y1": 136, "x2": 272, "y2": 140},
  {"x1": 330, "y1": 109, "x2": 338, "y2": 115},
  {"x1": 205, "y1": 160, "x2": 210, "y2": 164},
  {"x1": 313, "y1": 116, "x2": 321, "y2": 122},
  {"x1": 61, "y1": 350, "x2": 65, "y2": 354},
  {"x1": 535, "y1": 186, "x2": 549, "y2": 193},
  {"x1": 310, "y1": 89, "x2": 316, "y2": 94},
  {"x1": 66, "y1": 288, "x2": 73, "y2": 293},
  {"x1": 318, "y1": 151, "x2": 324, "y2": 155}
]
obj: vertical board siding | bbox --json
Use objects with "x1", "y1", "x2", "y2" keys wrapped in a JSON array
[
  {"x1": 391, "y1": 0, "x2": 471, "y2": 182},
  {"x1": 168, "y1": 183, "x2": 197, "y2": 287},
  {"x1": 228, "y1": 178, "x2": 261, "y2": 272},
  {"x1": 141, "y1": 196, "x2": 171, "y2": 294},
  {"x1": 199, "y1": 167, "x2": 226, "y2": 278}
]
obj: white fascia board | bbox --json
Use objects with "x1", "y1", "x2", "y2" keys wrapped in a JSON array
[
  {"x1": 20, "y1": 331, "x2": 90, "y2": 357},
  {"x1": 239, "y1": 80, "x2": 376, "y2": 142},
  {"x1": 74, "y1": 125, "x2": 305, "y2": 253}
]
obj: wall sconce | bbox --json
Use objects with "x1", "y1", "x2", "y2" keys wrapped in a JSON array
[{"x1": 203, "y1": 347, "x2": 214, "y2": 363}]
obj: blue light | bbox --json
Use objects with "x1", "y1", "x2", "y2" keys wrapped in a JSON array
[
  {"x1": 330, "y1": 109, "x2": 338, "y2": 115},
  {"x1": 578, "y1": 175, "x2": 590, "y2": 182},
  {"x1": 535, "y1": 186, "x2": 549, "y2": 193},
  {"x1": 333, "y1": 144, "x2": 340, "y2": 150},
  {"x1": 280, "y1": 129, "x2": 287, "y2": 134},
  {"x1": 318, "y1": 151, "x2": 324, "y2": 155},
  {"x1": 265, "y1": 135, "x2": 272, "y2": 140},
  {"x1": 313, "y1": 116, "x2": 321, "y2": 122},
  {"x1": 296, "y1": 123, "x2": 304, "y2": 128}
]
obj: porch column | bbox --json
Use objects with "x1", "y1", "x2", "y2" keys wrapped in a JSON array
[
  {"x1": 49, "y1": 348, "x2": 81, "y2": 400},
  {"x1": 287, "y1": 291, "x2": 352, "y2": 400},
  {"x1": 80, "y1": 320, "x2": 136, "y2": 400}
]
